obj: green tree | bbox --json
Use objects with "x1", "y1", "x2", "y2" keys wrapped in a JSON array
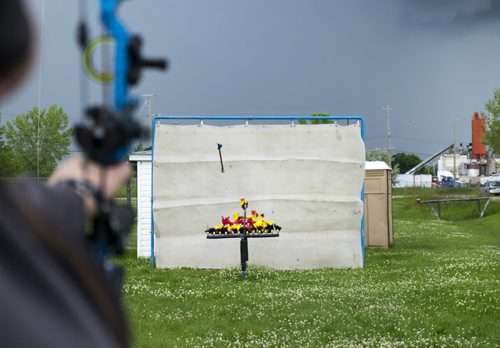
[
  {"x1": 366, "y1": 148, "x2": 388, "y2": 162},
  {"x1": 5, "y1": 105, "x2": 72, "y2": 177},
  {"x1": 366, "y1": 148, "x2": 400, "y2": 185},
  {"x1": 483, "y1": 88, "x2": 500, "y2": 153},
  {"x1": 0, "y1": 115, "x2": 22, "y2": 177},
  {"x1": 392, "y1": 152, "x2": 422, "y2": 174},
  {"x1": 0, "y1": 146, "x2": 22, "y2": 177},
  {"x1": 298, "y1": 112, "x2": 332, "y2": 124},
  {"x1": 134, "y1": 141, "x2": 145, "y2": 152},
  {"x1": 0, "y1": 115, "x2": 4, "y2": 149}
]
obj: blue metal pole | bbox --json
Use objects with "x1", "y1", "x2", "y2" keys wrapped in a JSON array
[
  {"x1": 358, "y1": 117, "x2": 365, "y2": 268},
  {"x1": 150, "y1": 117, "x2": 156, "y2": 267},
  {"x1": 153, "y1": 115, "x2": 363, "y2": 122}
]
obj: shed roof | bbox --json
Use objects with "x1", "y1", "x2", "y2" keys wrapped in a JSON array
[
  {"x1": 129, "y1": 149, "x2": 152, "y2": 162},
  {"x1": 365, "y1": 161, "x2": 391, "y2": 171}
]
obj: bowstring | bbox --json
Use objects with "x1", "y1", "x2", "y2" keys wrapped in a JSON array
[
  {"x1": 78, "y1": 0, "x2": 109, "y2": 226},
  {"x1": 100, "y1": 18, "x2": 112, "y2": 107},
  {"x1": 78, "y1": 0, "x2": 90, "y2": 115}
]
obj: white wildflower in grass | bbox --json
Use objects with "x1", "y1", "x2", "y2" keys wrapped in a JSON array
[{"x1": 119, "y1": 190, "x2": 500, "y2": 347}]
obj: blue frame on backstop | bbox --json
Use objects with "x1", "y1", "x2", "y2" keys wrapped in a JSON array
[{"x1": 150, "y1": 115, "x2": 366, "y2": 268}]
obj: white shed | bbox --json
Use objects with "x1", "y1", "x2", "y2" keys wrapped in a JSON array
[{"x1": 129, "y1": 150, "x2": 153, "y2": 257}]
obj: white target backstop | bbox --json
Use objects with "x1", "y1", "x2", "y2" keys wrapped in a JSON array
[{"x1": 152, "y1": 116, "x2": 365, "y2": 269}]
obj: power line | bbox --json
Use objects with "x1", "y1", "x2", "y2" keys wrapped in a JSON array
[
  {"x1": 391, "y1": 135, "x2": 449, "y2": 145},
  {"x1": 0, "y1": 111, "x2": 25, "y2": 116},
  {"x1": 392, "y1": 149, "x2": 434, "y2": 157}
]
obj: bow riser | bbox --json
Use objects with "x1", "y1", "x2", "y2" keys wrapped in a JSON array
[{"x1": 101, "y1": 0, "x2": 132, "y2": 112}]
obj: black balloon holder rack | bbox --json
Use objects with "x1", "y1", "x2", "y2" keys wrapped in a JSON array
[{"x1": 206, "y1": 199, "x2": 280, "y2": 279}]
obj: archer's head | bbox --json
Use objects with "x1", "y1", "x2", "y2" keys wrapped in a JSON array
[{"x1": 0, "y1": 0, "x2": 33, "y2": 100}]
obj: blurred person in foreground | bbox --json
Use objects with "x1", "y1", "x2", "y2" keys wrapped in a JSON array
[{"x1": 0, "y1": 1, "x2": 131, "y2": 347}]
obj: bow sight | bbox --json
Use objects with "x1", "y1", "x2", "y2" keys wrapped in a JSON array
[
  {"x1": 76, "y1": 0, "x2": 167, "y2": 165},
  {"x1": 75, "y1": 0, "x2": 167, "y2": 271}
]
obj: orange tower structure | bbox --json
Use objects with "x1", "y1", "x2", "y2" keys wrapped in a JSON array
[{"x1": 472, "y1": 112, "x2": 486, "y2": 159}]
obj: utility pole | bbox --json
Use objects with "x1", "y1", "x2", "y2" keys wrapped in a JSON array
[
  {"x1": 141, "y1": 94, "x2": 157, "y2": 147},
  {"x1": 141, "y1": 94, "x2": 157, "y2": 129},
  {"x1": 450, "y1": 118, "x2": 460, "y2": 178},
  {"x1": 383, "y1": 105, "x2": 392, "y2": 167}
]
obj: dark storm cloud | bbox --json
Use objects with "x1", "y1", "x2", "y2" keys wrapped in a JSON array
[
  {"x1": 4, "y1": 0, "x2": 500, "y2": 158},
  {"x1": 402, "y1": 0, "x2": 500, "y2": 26}
]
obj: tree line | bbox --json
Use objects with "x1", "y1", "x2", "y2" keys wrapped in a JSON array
[
  {"x1": 483, "y1": 88, "x2": 500, "y2": 154},
  {"x1": 2, "y1": 91, "x2": 500, "y2": 178},
  {"x1": 0, "y1": 105, "x2": 71, "y2": 177}
]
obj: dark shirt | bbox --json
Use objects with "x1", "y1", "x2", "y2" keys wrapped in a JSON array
[{"x1": 0, "y1": 178, "x2": 126, "y2": 347}]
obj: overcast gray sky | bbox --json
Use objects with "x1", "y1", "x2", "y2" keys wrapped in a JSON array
[{"x1": 2, "y1": 0, "x2": 500, "y2": 158}]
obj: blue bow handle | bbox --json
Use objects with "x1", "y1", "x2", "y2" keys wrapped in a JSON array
[{"x1": 76, "y1": 0, "x2": 167, "y2": 165}]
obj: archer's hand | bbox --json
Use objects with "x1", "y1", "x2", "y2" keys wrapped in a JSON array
[{"x1": 49, "y1": 155, "x2": 132, "y2": 216}]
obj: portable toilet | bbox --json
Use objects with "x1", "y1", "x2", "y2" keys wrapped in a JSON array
[{"x1": 364, "y1": 161, "x2": 393, "y2": 248}]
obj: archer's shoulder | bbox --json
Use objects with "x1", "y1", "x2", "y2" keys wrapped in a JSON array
[{"x1": 0, "y1": 177, "x2": 86, "y2": 239}]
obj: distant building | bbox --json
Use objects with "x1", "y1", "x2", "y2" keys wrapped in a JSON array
[{"x1": 437, "y1": 154, "x2": 468, "y2": 178}]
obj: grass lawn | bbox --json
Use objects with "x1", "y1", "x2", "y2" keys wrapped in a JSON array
[{"x1": 120, "y1": 189, "x2": 500, "y2": 347}]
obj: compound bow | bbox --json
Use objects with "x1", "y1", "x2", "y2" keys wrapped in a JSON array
[{"x1": 75, "y1": 0, "x2": 167, "y2": 280}]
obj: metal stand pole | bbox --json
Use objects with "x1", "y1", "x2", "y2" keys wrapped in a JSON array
[{"x1": 240, "y1": 236, "x2": 248, "y2": 280}]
